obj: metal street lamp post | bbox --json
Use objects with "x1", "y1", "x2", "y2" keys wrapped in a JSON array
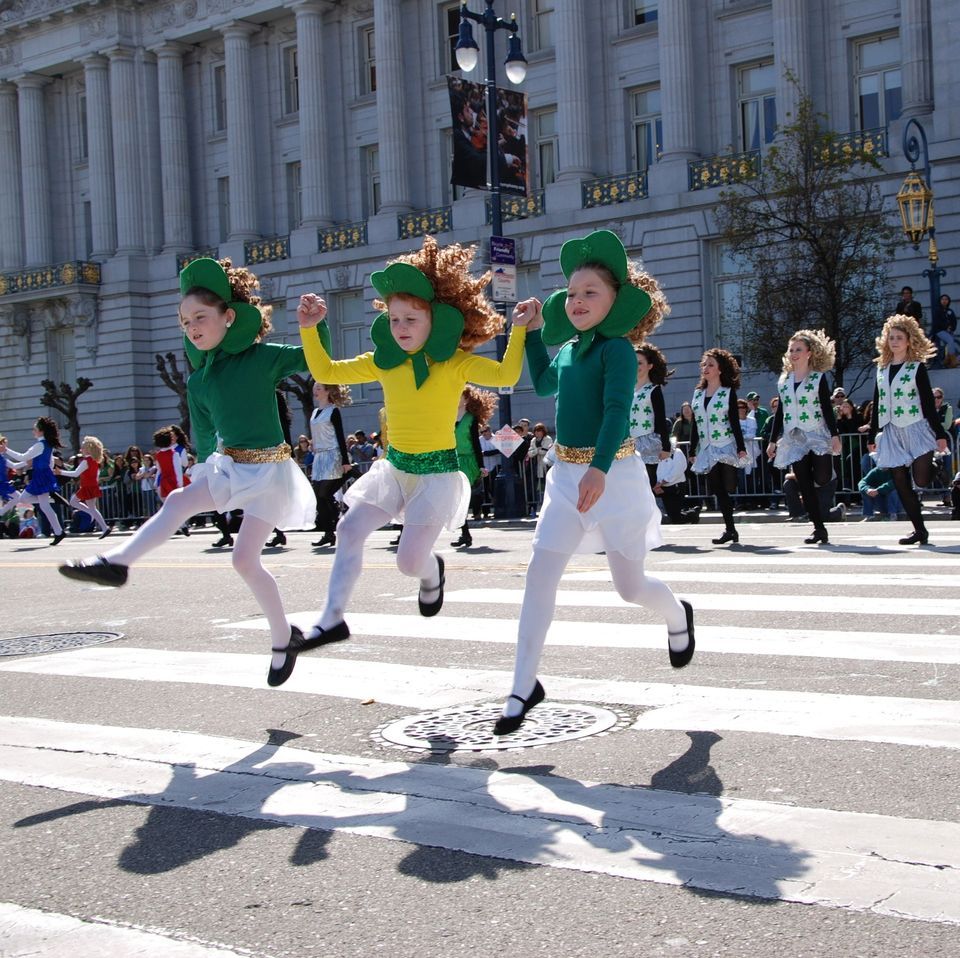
[
  {"x1": 456, "y1": 0, "x2": 528, "y2": 518},
  {"x1": 896, "y1": 118, "x2": 946, "y2": 323}
]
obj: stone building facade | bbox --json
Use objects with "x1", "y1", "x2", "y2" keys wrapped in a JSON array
[{"x1": 0, "y1": 0, "x2": 953, "y2": 452}]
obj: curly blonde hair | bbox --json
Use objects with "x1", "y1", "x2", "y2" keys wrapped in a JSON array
[
  {"x1": 80, "y1": 435, "x2": 105, "y2": 463},
  {"x1": 461, "y1": 385, "x2": 498, "y2": 427},
  {"x1": 875, "y1": 314, "x2": 936, "y2": 366},
  {"x1": 184, "y1": 258, "x2": 274, "y2": 342},
  {"x1": 373, "y1": 236, "x2": 503, "y2": 351},
  {"x1": 696, "y1": 348, "x2": 741, "y2": 390},
  {"x1": 322, "y1": 383, "x2": 353, "y2": 407},
  {"x1": 781, "y1": 329, "x2": 836, "y2": 374}
]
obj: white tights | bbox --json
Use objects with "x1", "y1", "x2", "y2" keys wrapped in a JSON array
[
  {"x1": 18, "y1": 492, "x2": 62, "y2": 535},
  {"x1": 502, "y1": 545, "x2": 688, "y2": 718},
  {"x1": 69, "y1": 494, "x2": 108, "y2": 533},
  {"x1": 317, "y1": 501, "x2": 442, "y2": 631},
  {"x1": 103, "y1": 479, "x2": 293, "y2": 665}
]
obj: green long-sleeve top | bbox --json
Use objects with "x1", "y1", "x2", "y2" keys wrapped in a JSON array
[
  {"x1": 525, "y1": 328, "x2": 636, "y2": 473},
  {"x1": 187, "y1": 331, "x2": 323, "y2": 463},
  {"x1": 858, "y1": 466, "x2": 895, "y2": 497}
]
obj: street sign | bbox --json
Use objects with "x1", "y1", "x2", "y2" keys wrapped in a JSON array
[
  {"x1": 489, "y1": 424, "x2": 523, "y2": 456},
  {"x1": 489, "y1": 235, "x2": 517, "y2": 303}
]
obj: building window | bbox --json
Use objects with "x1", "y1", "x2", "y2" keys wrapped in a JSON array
[
  {"x1": 532, "y1": 0, "x2": 554, "y2": 50},
  {"x1": 286, "y1": 161, "x2": 302, "y2": 230},
  {"x1": 336, "y1": 291, "x2": 373, "y2": 401},
  {"x1": 624, "y1": 0, "x2": 658, "y2": 27},
  {"x1": 712, "y1": 244, "x2": 752, "y2": 363},
  {"x1": 738, "y1": 61, "x2": 776, "y2": 151},
  {"x1": 46, "y1": 327, "x2": 77, "y2": 404},
  {"x1": 533, "y1": 108, "x2": 557, "y2": 189},
  {"x1": 854, "y1": 34, "x2": 902, "y2": 130},
  {"x1": 629, "y1": 86, "x2": 662, "y2": 171},
  {"x1": 213, "y1": 63, "x2": 227, "y2": 133},
  {"x1": 360, "y1": 24, "x2": 377, "y2": 94},
  {"x1": 363, "y1": 145, "x2": 381, "y2": 217},
  {"x1": 77, "y1": 93, "x2": 88, "y2": 161},
  {"x1": 217, "y1": 176, "x2": 230, "y2": 242},
  {"x1": 441, "y1": 129, "x2": 464, "y2": 205},
  {"x1": 282, "y1": 45, "x2": 299, "y2": 116},
  {"x1": 442, "y1": 2, "x2": 463, "y2": 74}
]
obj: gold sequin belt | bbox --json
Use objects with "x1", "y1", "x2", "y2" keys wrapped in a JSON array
[
  {"x1": 222, "y1": 442, "x2": 292, "y2": 464},
  {"x1": 554, "y1": 437, "x2": 635, "y2": 464}
]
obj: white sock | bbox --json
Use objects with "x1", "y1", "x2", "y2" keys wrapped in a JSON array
[{"x1": 607, "y1": 550, "x2": 688, "y2": 651}]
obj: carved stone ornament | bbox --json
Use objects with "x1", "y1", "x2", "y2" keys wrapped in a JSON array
[
  {"x1": 68, "y1": 293, "x2": 99, "y2": 359},
  {"x1": 0, "y1": 303, "x2": 32, "y2": 364},
  {"x1": 334, "y1": 265, "x2": 350, "y2": 290}
]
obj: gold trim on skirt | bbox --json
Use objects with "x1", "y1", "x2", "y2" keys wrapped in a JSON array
[
  {"x1": 221, "y1": 442, "x2": 292, "y2": 464},
  {"x1": 554, "y1": 437, "x2": 635, "y2": 464}
]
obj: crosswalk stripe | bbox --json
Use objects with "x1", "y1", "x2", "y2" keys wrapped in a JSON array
[
  {"x1": 2, "y1": 648, "x2": 957, "y2": 748},
  {"x1": 1, "y1": 717, "x2": 957, "y2": 926},
  {"x1": 661, "y1": 554, "x2": 960, "y2": 567},
  {"x1": 564, "y1": 569, "x2": 960, "y2": 588},
  {"x1": 0, "y1": 902, "x2": 250, "y2": 957},
  {"x1": 217, "y1": 612, "x2": 960, "y2": 664},
  {"x1": 435, "y1": 588, "x2": 959, "y2": 616}
]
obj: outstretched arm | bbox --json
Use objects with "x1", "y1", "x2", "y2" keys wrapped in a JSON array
[{"x1": 297, "y1": 293, "x2": 377, "y2": 385}]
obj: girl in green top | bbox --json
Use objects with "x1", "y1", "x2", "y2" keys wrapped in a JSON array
[
  {"x1": 451, "y1": 385, "x2": 498, "y2": 549},
  {"x1": 494, "y1": 230, "x2": 695, "y2": 736}
]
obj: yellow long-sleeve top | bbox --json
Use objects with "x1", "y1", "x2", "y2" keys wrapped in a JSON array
[{"x1": 300, "y1": 324, "x2": 527, "y2": 454}]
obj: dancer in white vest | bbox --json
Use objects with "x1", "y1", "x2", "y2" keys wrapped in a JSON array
[
  {"x1": 309, "y1": 382, "x2": 353, "y2": 549},
  {"x1": 689, "y1": 349, "x2": 748, "y2": 544},
  {"x1": 629, "y1": 343, "x2": 674, "y2": 490},
  {"x1": 765, "y1": 330, "x2": 841, "y2": 544},
  {"x1": 868, "y1": 314, "x2": 948, "y2": 545}
]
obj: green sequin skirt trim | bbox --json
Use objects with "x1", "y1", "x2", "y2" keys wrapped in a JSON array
[{"x1": 386, "y1": 446, "x2": 459, "y2": 475}]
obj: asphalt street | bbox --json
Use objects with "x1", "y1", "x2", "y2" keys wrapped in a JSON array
[{"x1": 1, "y1": 515, "x2": 958, "y2": 958}]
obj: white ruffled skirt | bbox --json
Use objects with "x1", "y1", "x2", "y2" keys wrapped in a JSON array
[
  {"x1": 634, "y1": 433, "x2": 664, "y2": 465},
  {"x1": 875, "y1": 421, "x2": 937, "y2": 469},
  {"x1": 344, "y1": 458, "x2": 470, "y2": 532},
  {"x1": 691, "y1": 439, "x2": 747, "y2": 474},
  {"x1": 191, "y1": 454, "x2": 316, "y2": 530},
  {"x1": 532, "y1": 454, "x2": 662, "y2": 560},
  {"x1": 773, "y1": 424, "x2": 834, "y2": 469}
]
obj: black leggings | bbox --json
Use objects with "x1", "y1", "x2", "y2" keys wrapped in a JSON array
[
  {"x1": 890, "y1": 452, "x2": 934, "y2": 534},
  {"x1": 792, "y1": 452, "x2": 833, "y2": 531},
  {"x1": 708, "y1": 463, "x2": 738, "y2": 531},
  {"x1": 313, "y1": 477, "x2": 346, "y2": 535}
]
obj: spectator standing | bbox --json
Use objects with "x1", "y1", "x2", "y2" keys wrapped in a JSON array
[
  {"x1": 895, "y1": 285, "x2": 923, "y2": 323},
  {"x1": 526, "y1": 422, "x2": 554, "y2": 511},
  {"x1": 930, "y1": 294, "x2": 959, "y2": 368},
  {"x1": 745, "y1": 391, "x2": 769, "y2": 434}
]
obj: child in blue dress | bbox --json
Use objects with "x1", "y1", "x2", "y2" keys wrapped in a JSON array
[{"x1": 4, "y1": 417, "x2": 66, "y2": 544}]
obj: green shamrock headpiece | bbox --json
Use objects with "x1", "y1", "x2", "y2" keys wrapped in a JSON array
[
  {"x1": 179, "y1": 258, "x2": 264, "y2": 373},
  {"x1": 541, "y1": 230, "x2": 652, "y2": 359},
  {"x1": 368, "y1": 262, "x2": 465, "y2": 388}
]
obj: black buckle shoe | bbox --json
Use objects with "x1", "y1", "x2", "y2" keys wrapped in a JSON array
[
  {"x1": 59, "y1": 555, "x2": 128, "y2": 587},
  {"x1": 899, "y1": 530, "x2": 929, "y2": 545},
  {"x1": 98, "y1": 525, "x2": 114, "y2": 540},
  {"x1": 669, "y1": 600, "x2": 696, "y2": 669},
  {"x1": 268, "y1": 625, "x2": 303, "y2": 687},
  {"x1": 297, "y1": 620, "x2": 350, "y2": 652},
  {"x1": 804, "y1": 527, "x2": 828, "y2": 545},
  {"x1": 493, "y1": 680, "x2": 546, "y2": 735},
  {"x1": 212, "y1": 535, "x2": 234, "y2": 548},
  {"x1": 711, "y1": 529, "x2": 739, "y2": 545},
  {"x1": 418, "y1": 555, "x2": 445, "y2": 617},
  {"x1": 311, "y1": 533, "x2": 336, "y2": 548},
  {"x1": 50, "y1": 532, "x2": 67, "y2": 546},
  {"x1": 266, "y1": 531, "x2": 287, "y2": 548}
]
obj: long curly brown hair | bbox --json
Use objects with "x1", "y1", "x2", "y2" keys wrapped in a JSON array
[
  {"x1": 696, "y1": 348, "x2": 741, "y2": 389},
  {"x1": 461, "y1": 385, "x2": 498, "y2": 427},
  {"x1": 373, "y1": 236, "x2": 503, "y2": 351},
  {"x1": 874, "y1": 314, "x2": 936, "y2": 366},
  {"x1": 635, "y1": 343, "x2": 674, "y2": 385},
  {"x1": 185, "y1": 258, "x2": 273, "y2": 342}
]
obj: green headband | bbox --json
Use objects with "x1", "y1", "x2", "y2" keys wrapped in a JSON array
[
  {"x1": 179, "y1": 258, "x2": 264, "y2": 372},
  {"x1": 541, "y1": 230, "x2": 652, "y2": 358},
  {"x1": 368, "y1": 262, "x2": 465, "y2": 388}
]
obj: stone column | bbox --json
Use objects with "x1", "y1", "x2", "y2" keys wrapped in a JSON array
[
  {"x1": 294, "y1": 2, "x2": 333, "y2": 226},
  {"x1": 373, "y1": 0, "x2": 411, "y2": 212},
  {"x1": 82, "y1": 55, "x2": 116, "y2": 259},
  {"x1": 773, "y1": 0, "x2": 809, "y2": 124},
  {"x1": 900, "y1": 0, "x2": 933, "y2": 118},
  {"x1": 154, "y1": 43, "x2": 193, "y2": 251},
  {"x1": 16, "y1": 74, "x2": 52, "y2": 266},
  {"x1": 657, "y1": 0, "x2": 698, "y2": 162},
  {"x1": 554, "y1": 0, "x2": 592, "y2": 179},
  {"x1": 0, "y1": 82, "x2": 24, "y2": 269},
  {"x1": 109, "y1": 47, "x2": 144, "y2": 253},
  {"x1": 223, "y1": 21, "x2": 259, "y2": 240}
]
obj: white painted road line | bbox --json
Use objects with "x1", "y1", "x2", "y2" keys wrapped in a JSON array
[
  {"x1": 661, "y1": 554, "x2": 960, "y2": 567},
  {"x1": 0, "y1": 902, "x2": 251, "y2": 957},
  {"x1": 1, "y1": 648, "x2": 957, "y2": 748},
  {"x1": 564, "y1": 569, "x2": 960, "y2": 588},
  {"x1": 1, "y1": 718, "x2": 958, "y2": 926}
]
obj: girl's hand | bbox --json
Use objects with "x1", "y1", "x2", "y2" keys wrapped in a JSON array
[
  {"x1": 737, "y1": 450, "x2": 748, "y2": 460},
  {"x1": 297, "y1": 294, "x2": 327, "y2": 328},
  {"x1": 341, "y1": 463, "x2": 353, "y2": 474},
  {"x1": 831, "y1": 436, "x2": 842, "y2": 455},
  {"x1": 765, "y1": 442, "x2": 777, "y2": 459},
  {"x1": 577, "y1": 466, "x2": 605, "y2": 513},
  {"x1": 937, "y1": 438, "x2": 949, "y2": 454},
  {"x1": 512, "y1": 297, "x2": 542, "y2": 330}
]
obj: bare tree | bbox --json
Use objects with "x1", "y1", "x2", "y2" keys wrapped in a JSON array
[
  {"x1": 39, "y1": 377, "x2": 93, "y2": 453},
  {"x1": 278, "y1": 374, "x2": 315, "y2": 436},
  {"x1": 713, "y1": 89, "x2": 898, "y2": 391},
  {"x1": 155, "y1": 351, "x2": 191, "y2": 436}
]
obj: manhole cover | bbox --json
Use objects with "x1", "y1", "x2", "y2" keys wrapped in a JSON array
[
  {"x1": 373, "y1": 701, "x2": 630, "y2": 752},
  {"x1": 0, "y1": 632, "x2": 125, "y2": 657}
]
